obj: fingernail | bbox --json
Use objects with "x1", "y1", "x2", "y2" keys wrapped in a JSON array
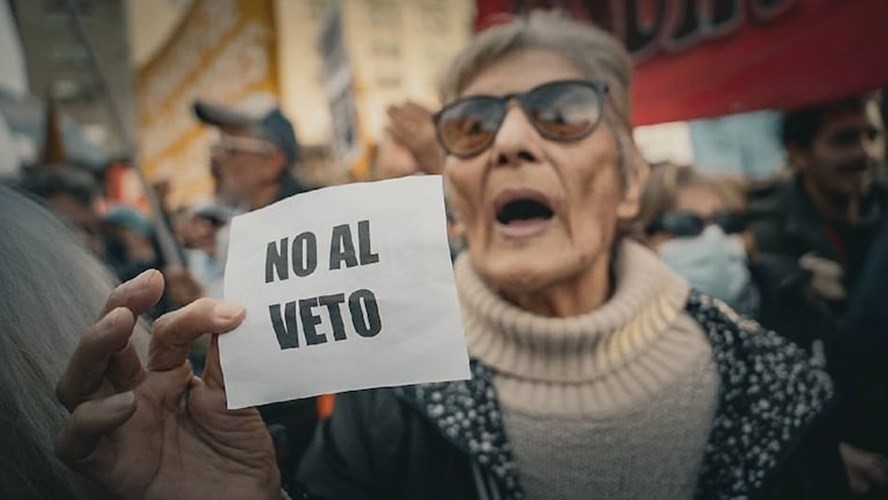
[
  {"x1": 213, "y1": 301, "x2": 245, "y2": 321},
  {"x1": 145, "y1": 269, "x2": 160, "y2": 287},
  {"x1": 103, "y1": 391, "x2": 135, "y2": 412},
  {"x1": 124, "y1": 269, "x2": 156, "y2": 291}
]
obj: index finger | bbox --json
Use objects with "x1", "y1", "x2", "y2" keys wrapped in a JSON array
[
  {"x1": 56, "y1": 307, "x2": 139, "y2": 411},
  {"x1": 101, "y1": 269, "x2": 164, "y2": 318}
]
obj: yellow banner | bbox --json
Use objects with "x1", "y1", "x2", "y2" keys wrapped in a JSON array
[{"x1": 136, "y1": 0, "x2": 279, "y2": 208}]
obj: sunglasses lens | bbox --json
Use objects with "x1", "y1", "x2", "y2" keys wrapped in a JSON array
[
  {"x1": 714, "y1": 213, "x2": 747, "y2": 234},
  {"x1": 660, "y1": 212, "x2": 705, "y2": 237},
  {"x1": 437, "y1": 98, "x2": 504, "y2": 157},
  {"x1": 526, "y1": 82, "x2": 602, "y2": 139}
]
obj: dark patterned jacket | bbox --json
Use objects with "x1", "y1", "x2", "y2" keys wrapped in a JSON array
[{"x1": 293, "y1": 292, "x2": 846, "y2": 499}]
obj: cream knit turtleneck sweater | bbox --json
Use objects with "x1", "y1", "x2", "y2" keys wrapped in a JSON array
[{"x1": 454, "y1": 241, "x2": 720, "y2": 500}]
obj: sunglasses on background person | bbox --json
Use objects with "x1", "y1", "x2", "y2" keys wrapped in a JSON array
[
  {"x1": 433, "y1": 80, "x2": 609, "y2": 158},
  {"x1": 645, "y1": 211, "x2": 748, "y2": 238},
  {"x1": 210, "y1": 134, "x2": 276, "y2": 158}
]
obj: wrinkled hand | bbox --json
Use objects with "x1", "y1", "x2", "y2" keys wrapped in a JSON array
[
  {"x1": 55, "y1": 269, "x2": 279, "y2": 500},
  {"x1": 840, "y1": 442, "x2": 888, "y2": 494},
  {"x1": 163, "y1": 265, "x2": 205, "y2": 307},
  {"x1": 386, "y1": 101, "x2": 444, "y2": 174}
]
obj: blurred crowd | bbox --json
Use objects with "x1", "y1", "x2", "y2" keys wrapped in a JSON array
[{"x1": 1, "y1": 8, "x2": 887, "y2": 500}]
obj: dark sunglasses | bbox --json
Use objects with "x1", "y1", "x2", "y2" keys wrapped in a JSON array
[
  {"x1": 646, "y1": 211, "x2": 748, "y2": 238},
  {"x1": 433, "y1": 80, "x2": 609, "y2": 158}
]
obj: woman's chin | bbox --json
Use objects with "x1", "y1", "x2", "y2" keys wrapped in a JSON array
[{"x1": 475, "y1": 254, "x2": 572, "y2": 295}]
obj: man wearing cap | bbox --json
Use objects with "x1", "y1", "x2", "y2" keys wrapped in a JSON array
[
  {"x1": 164, "y1": 94, "x2": 318, "y2": 478},
  {"x1": 165, "y1": 94, "x2": 311, "y2": 305},
  {"x1": 195, "y1": 93, "x2": 309, "y2": 211}
]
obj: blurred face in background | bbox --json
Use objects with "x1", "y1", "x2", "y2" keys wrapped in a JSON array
[
  {"x1": 105, "y1": 225, "x2": 156, "y2": 264},
  {"x1": 793, "y1": 101, "x2": 885, "y2": 202},
  {"x1": 45, "y1": 193, "x2": 104, "y2": 258},
  {"x1": 648, "y1": 181, "x2": 752, "y2": 308},
  {"x1": 647, "y1": 183, "x2": 731, "y2": 248},
  {"x1": 443, "y1": 49, "x2": 643, "y2": 315},
  {"x1": 211, "y1": 128, "x2": 282, "y2": 208},
  {"x1": 190, "y1": 215, "x2": 222, "y2": 256},
  {"x1": 172, "y1": 207, "x2": 195, "y2": 248}
]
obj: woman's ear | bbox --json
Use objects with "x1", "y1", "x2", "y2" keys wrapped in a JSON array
[{"x1": 616, "y1": 156, "x2": 650, "y2": 221}]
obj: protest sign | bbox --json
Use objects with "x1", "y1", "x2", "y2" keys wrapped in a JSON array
[{"x1": 220, "y1": 176, "x2": 469, "y2": 409}]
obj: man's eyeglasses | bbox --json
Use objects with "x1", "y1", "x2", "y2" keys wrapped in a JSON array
[
  {"x1": 210, "y1": 134, "x2": 276, "y2": 158},
  {"x1": 646, "y1": 211, "x2": 748, "y2": 238},
  {"x1": 433, "y1": 80, "x2": 609, "y2": 158}
]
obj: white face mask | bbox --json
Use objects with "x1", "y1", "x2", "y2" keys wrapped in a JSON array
[{"x1": 658, "y1": 225, "x2": 751, "y2": 308}]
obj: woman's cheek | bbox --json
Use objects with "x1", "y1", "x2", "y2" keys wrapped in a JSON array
[{"x1": 445, "y1": 170, "x2": 481, "y2": 227}]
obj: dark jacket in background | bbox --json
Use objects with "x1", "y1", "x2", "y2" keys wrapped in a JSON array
[
  {"x1": 749, "y1": 178, "x2": 888, "y2": 460},
  {"x1": 834, "y1": 219, "x2": 888, "y2": 456},
  {"x1": 749, "y1": 179, "x2": 885, "y2": 347}
]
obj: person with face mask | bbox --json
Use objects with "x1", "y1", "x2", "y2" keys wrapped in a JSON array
[
  {"x1": 639, "y1": 163, "x2": 758, "y2": 316},
  {"x1": 642, "y1": 163, "x2": 888, "y2": 494}
]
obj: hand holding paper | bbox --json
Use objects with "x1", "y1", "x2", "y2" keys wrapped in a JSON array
[
  {"x1": 53, "y1": 177, "x2": 470, "y2": 499},
  {"x1": 54, "y1": 270, "x2": 280, "y2": 500},
  {"x1": 221, "y1": 175, "x2": 470, "y2": 409}
]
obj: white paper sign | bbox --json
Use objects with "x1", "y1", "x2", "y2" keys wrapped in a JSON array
[{"x1": 220, "y1": 176, "x2": 469, "y2": 409}]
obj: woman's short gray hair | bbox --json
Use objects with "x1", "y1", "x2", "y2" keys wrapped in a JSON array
[
  {"x1": 0, "y1": 185, "x2": 115, "y2": 498},
  {"x1": 440, "y1": 10, "x2": 634, "y2": 132}
]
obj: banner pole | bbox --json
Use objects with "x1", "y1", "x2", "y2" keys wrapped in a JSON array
[{"x1": 63, "y1": 0, "x2": 186, "y2": 267}]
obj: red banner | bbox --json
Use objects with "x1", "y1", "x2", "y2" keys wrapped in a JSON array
[{"x1": 475, "y1": 0, "x2": 888, "y2": 125}]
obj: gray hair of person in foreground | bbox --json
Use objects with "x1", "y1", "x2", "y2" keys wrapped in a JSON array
[{"x1": 0, "y1": 185, "x2": 115, "y2": 498}]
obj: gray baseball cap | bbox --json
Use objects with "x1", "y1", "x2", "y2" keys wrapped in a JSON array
[{"x1": 194, "y1": 94, "x2": 300, "y2": 165}]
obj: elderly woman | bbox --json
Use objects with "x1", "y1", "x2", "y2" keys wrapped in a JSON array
[{"x1": 55, "y1": 11, "x2": 846, "y2": 500}]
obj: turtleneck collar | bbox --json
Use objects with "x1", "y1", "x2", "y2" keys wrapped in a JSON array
[{"x1": 454, "y1": 240, "x2": 712, "y2": 416}]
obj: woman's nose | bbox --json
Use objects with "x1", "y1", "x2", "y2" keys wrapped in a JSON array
[{"x1": 490, "y1": 105, "x2": 545, "y2": 167}]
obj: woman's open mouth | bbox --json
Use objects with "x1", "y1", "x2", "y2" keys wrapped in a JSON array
[{"x1": 494, "y1": 189, "x2": 555, "y2": 239}]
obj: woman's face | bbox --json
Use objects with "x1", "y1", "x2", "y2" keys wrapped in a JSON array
[{"x1": 445, "y1": 49, "x2": 642, "y2": 295}]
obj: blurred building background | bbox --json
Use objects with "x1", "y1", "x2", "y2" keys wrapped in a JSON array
[
  {"x1": 2, "y1": 0, "x2": 885, "y2": 209},
  {"x1": 129, "y1": 0, "x2": 473, "y2": 207},
  {"x1": 3, "y1": 0, "x2": 134, "y2": 171}
]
